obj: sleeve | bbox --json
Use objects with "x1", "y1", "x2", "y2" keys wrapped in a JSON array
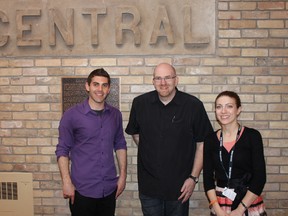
[
  {"x1": 125, "y1": 98, "x2": 140, "y2": 135},
  {"x1": 193, "y1": 100, "x2": 213, "y2": 142},
  {"x1": 203, "y1": 134, "x2": 217, "y2": 192},
  {"x1": 248, "y1": 129, "x2": 266, "y2": 195},
  {"x1": 114, "y1": 110, "x2": 127, "y2": 151},
  {"x1": 55, "y1": 112, "x2": 74, "y2": 160}
]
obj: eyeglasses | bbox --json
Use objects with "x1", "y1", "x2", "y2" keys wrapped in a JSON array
[{"x1": 153, "y1": 76, "x2": 176, "y2": 82}]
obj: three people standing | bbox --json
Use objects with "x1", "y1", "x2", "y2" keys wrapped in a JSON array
[{"x1": 56, "y1": 65, "x2": 266, "y2": 216}]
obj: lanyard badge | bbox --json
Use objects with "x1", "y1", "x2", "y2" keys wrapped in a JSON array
[{"x1": 219, "y1": 125, "x2": 242, "y2": 201}]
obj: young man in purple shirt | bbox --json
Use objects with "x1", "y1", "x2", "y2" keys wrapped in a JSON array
[{"x1": 55, "y1": 68, "x2": 127, "y2": 216}]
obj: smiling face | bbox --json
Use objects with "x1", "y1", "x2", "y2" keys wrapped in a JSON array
[
  {"x1": 85, "y1": 76, "x2": 110, "y2": 110},
  {"x1": 153, "y1": 63, "x2": 178, "y2": 103},
  {"x1": 215, "y1": 95, "x2": 242, "y2": 126}
]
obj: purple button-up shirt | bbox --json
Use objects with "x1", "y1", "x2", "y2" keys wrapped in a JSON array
[{"x1": 55, "y1": 99, "x2": 127, "y2": 198}]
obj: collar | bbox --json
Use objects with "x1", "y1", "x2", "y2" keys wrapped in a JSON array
[
  {"x1": 150, "y1": 88, "x2": 181, "y2": 106},
  {"x1": 83, "y1": 98, "x2": 110, "y2": 114}
]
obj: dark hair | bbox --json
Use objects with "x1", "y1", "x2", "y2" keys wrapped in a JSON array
[
  {"x1": 215, "y1": 91, "x2": 241, "y2": 108},
  {"x1": 87, "y1": 68, "x2": 111, "y2": 86}
]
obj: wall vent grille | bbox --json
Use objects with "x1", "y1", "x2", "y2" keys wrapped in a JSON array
[
  {"x1": 0, "y1": 172, "x2": 34, "y2": 216},
  {"x1": 0, "y1": 182, "x2": 18, "y2": 200}
]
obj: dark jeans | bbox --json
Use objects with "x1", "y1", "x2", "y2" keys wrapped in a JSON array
[
  {"x1": 139, "y1": 193, "x2": 189, "y2": 216},
  {"x1": 69, "y1": 190, "x2": 116, "y2": 216}
]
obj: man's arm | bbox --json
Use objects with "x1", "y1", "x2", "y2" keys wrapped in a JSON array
[
  {"x1": 132, "y1": 134, "x2": 140, "y2": 146},
  {"x1": 115, "y1": 149, "x2": 127, "y2": 198},
  {"x1": 57, "y1": 156, "x2": 75, "y2": 204},
  {"x1": 178, "y1": 142, "x2": 203, "y2": 203},
  {"x1": 190, "y1": 141, "x2": 204, "y2": 178}
]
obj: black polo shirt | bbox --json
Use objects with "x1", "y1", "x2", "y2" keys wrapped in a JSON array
[{"x1": 125, "y1": 89, "x2": 213, "y2": 200}]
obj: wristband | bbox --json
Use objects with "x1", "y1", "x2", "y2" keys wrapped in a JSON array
[
  {"x1": 188, "y1": 175, "x2": 199, "y2": 183},
  {"x1": 209, "y1": 199, "x2": 218, "y2": 208},
  {"x1": 240, "y1": 201, "x2": 248, "y2": 210}
]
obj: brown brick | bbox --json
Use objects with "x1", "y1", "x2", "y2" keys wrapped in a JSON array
[
  {"x1": 13, "y1": 112, "x2": 38, "y2": 120},
  {"x1": 228, "y1": 58, "x2": 255, "y2": 66},
  {"x1": 62, "y1": 58, "x2": 88, "y2": 66},
  {"x1": 218, "y1": 2, "x2": 228, "y2": 10},
  {"x1": 186, "y1": 85, "x2": 212, "y2": 93},
  {"x1": 255, "y1": 76, "x2": 281, "y2": 84},
  {"x1": 186, "y1": 67, "x2": 213, "y2": 75},
  {"x1": 270, "y1": 29, "x2": 288, "y2": 38},
  {"x1": 268, "y1": 67, "x2": 288, "y2": 75},
  {"x1": 218, "y1": 48, "x2": 241, "y2": 57},
  {"x1": 0, "y1": 59, "x2": 9, "y2": 67},
  {"x1": 0, "y1": 146, "x2": 12, "y2": 154},
  {"x1": 90, "y1": 58, "x2": 117, "y2": 66},
  {"x1": 230, "y1": 2, "x2": 257, "y2": 10},
  {"x1": 144, "y1": 58, "x2": 172, "y2": 66},
  {"x1": 255, "y1": 111, "x2": 281, "y2": 121},
  {"x1": 270, "y1": 49, "x2": 288, "y2": 57},
  {"x1": 258, "y1": 2, "x2": 285, "y2": 10},
  {"x1": 218, "y1": 20, "x2": 229, "y2": 29},
  {"x1": 23, "y1": 68, "x2": 48, "y2": 76},
  {"x1": 119, "y1": 76, "x2": 144, "y2": 84},
  {"x1": 218, "y1": 39, "x2": 229, "y2": 47},
  {"x1": 201, "y1": 58, "x2": 227, "y2": 66},
  {"x1": 24, "y1": 103, "x2": 50, "y2": 111},
  {"x1": 35, "y1": 59, "x2": 61, "y2": 67},
  {"x1": 219, "y1": 30, "x2": 241, "y2": 38},
  {"x1": 178, "y1": 76, "x2": 199, "y2": 85},
  {"x1": 11, "y1": 77, "x2": 36, "y2": 85},
  {"x1": 0, "y1": 95, "x2": 11, "y2": 103},
  {"x1": 218, "y1": 11, "x2": 241, "y2": 20},
  {"x1": 26, "y1": 155, "x2": 51, "y2": 163},
  {"x1": 9, "y1": 59, "x2": 34, "y2": 67},
  {"x1": 28, "y1": 138, "x2": 52, "y2": 146},
  {"x1": 11, "y1": 95, "x2": 35, "y2": 103},
  {"x1": 0, "y1": 68, "x2": 22, "y2": 76},
  {"x1": 0, "y1": 86, "x2": 23, "y2": 94},
  {"x1": 243, "y1": 31, "x2": 268, "y2": 40},
  {"x1": 230, "y1": 20, "x2": 256, "y2": 29},
  {"x1": 1, "y1": 155, "x2": 25, "y2": 163},
  {"x1": 269, "y1": 139, "x2": 288, "y2": 148},
  {"x1": 23, "y1": 86, "x2": 49, "y2": 94},
  {"x1": 271, "y1": 11, "x2": 288, "y2": 19},
  {"x1": 0, "y1": 77, "x2": 10, "y2": 85},
  {"x1": 242, "y1": 48, "x2": 268, "y2": 57},
  {"x1": 230, "y1": 39, "x2": 256, "y2": 47},
  {"x1": 117, "y1": 58, "x2": 144, "y2": 66},
  {"x1": 242, "y1": 11, "x2": 269, "y2": 19},
  {"x1": 13, "y1": 147, "x2": 38, "y2": 154},
  {"x1": 173, "y1": 58, "x2": 200, "y2": 66},
  {"x1": 257, "y1": 39, "x2": 284, "y2": 48},
  {"x1": 258, "y1": 20, "x2": 285, "y2": 29},
  {"x1": 214, "y1": 67, "x2": 241, "y2": 75},
  {"x1": 270, "y1": 121, "x2": 288, "y2": 129},
  {"x1": 240, "y1": 85, "x2": 267, "y2": 93},
  {"x1": 269, "y1": 103, "x2": 288, "y2": 111}
]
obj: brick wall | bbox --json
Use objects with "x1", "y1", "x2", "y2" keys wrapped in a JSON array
[{"x1": 0, "y1": 1, "x2": 287, "y2": 215}]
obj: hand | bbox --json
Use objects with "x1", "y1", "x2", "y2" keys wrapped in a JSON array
[
  {"x1": 62, "y1": 182, "x2": 75, "y2": 204},
  {"x1": 178, "y1": 178, "x2": 195, "y2": 203},
  {"x1": 116, "y1": 175, "x2": 126, "y2": 198},
  {"x1": 213, "y1": 205, "x2": 230, "y2": 216},
  {"x1": 215, "y1": 209, "x2": 230, "y2": 216}
]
